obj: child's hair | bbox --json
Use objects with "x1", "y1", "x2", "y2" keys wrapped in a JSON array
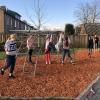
[
  {"x1": 64, "y1": 35, "x2": 69, "y2": 46},
  {"x1": 7, "y1": 37, "x2": 11, "y2": 40},
  {"x1": 89, "y1": 35, "x2": 91, "y2": 39},
  {"x1": 10, "y1": 34, "x2": 16, "y2": 40},
  {"x1": 46, "y1": 34, "x2": 51, "y2": 39},
  {"x1": 29, "y1": 35, "x2": 33, "y2": 38}
]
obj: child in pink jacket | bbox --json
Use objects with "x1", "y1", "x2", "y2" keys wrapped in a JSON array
[{"x1": 45, "y1": 34, "x2": 52, "y2": 64}]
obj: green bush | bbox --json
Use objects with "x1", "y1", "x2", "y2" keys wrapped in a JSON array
[
  {"x1": 0, "y1": 51, "x2": 6, "y2": 60},
  {"x1": 0, "y1": 41, "x2": 5, "y2": 51}
]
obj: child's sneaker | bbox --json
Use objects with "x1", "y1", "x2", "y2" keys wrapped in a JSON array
[
  {"x1": 88, "y1": 52, "x2": 90, "y2": 56},
  {"x1": 62, "y1": 61, "x2": 64, "y2": 64},
  {"x1": 70, "y1": 60, "x2": 74, "y2": 64},
  {"x1": 88, "y1": 53, "x2": 91, "y2": 58},
  {"x1": 9, "y1": 74, "x2": 15, "y2": 79},
  {"x1": 49, "y1": 61, "x2": 51, "y2": 64},
  {"x1": 1, "y1": 68, "x2": 4, "y2": 75}
]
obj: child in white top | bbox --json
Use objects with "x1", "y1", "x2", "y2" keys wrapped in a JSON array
[
  {"x1": 55, "y1": 32, "x2": 64, "y2": 52},
  {"x1": 27, "y1": 35, "x2": 34, "y2": 63}
]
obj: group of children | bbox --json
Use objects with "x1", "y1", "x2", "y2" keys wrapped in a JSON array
[
  {"x1": 0, "y1": 32, "x2": 100, "y2": 79},
  {"x1": 26, "y1": 32, "x2": 74, "y2": 65},
  {"x1": 44, "y1": 32, "x2": 74, "y2": 65},
  {"x1": 88, "y1": 34, "x2": 99, "y2": 58}
]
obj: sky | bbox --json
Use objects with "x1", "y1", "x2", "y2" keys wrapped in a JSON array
[{"x1": 0, "y1": 0, "x2": 93, "y2": 30}]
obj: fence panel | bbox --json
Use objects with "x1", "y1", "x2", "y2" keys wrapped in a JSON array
[{"x1": 1, "y1": 33, "x2": 100, "y2": 48}]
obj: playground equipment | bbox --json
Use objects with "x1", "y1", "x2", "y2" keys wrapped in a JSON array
[
  {"x1": 16, "y1": 35, "x2": 42, "y2": 76},
  {"x1": 10, "y1": 30, "x2": 59, "y2": 76},
  {"x1": 8, "y1": 29, "x2": 76, "y2": 76}
]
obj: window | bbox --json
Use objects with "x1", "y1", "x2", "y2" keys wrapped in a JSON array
[
  {"x1": 6, "y1": 16, "x2": 9, "y2": 25},
  {"x1": 15, "y1": 20, "x2": 16, "y2": 27},
  {"x1": 25, "y1": 25, "x2": 27, "y2": 30},
  {"x1": 11, "y1": 19, "x2": 12, "y2": 26}
]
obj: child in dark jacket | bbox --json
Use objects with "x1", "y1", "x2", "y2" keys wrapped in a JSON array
[{"x1": 88, "y1": 35, "x2": 94, "y2": 58}]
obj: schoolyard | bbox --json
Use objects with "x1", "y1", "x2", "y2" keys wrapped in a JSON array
[{"x1": 0, "y1": 49, "x2": 100, "y2": 99}]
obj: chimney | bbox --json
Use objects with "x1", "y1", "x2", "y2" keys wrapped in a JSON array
[{"x1": 0, "y1": 6, "x2": 6, "y2": 11}]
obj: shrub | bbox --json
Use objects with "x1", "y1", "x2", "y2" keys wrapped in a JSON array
[{"x1": 0, "y1": 41, "x2": 5, "y2": 51}]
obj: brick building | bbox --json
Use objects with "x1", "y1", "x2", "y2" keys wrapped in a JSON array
[{"x1": 0, "y1": 6, "x2": 34, "y2": 34}]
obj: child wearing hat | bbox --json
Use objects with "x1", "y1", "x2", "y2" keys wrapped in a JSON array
[{"x1": 0, "y1": 34, "x2": 17, "y2": 79}]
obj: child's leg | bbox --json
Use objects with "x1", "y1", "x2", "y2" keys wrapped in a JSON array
[
  {"x1": 95, "y1": 43, "x2": 97, "y2": 51},
  {"x1": 88, "y1": 48, "x2": 91, "y2": 56},
  {"x1": 9, "y1": 56, "x2": 16, "y2": 76},
  {"x1": 67, "y1": 49, "x2": 73, "y2": 60},
  {"x1": 45, "y1": 53, "x2": 48, "y2": 64},
  {"x1": 89, "y1": 47, "x2": 92, "y2": 58},
  {"x1": 1, "y1": 55, "x2": 11, "y2": 75},
  {"x1": 48, "y1": 52, "x2": 51, "y2": 64},
  {"x1": 28, "y1": 49, "x2": 33, "y2": 62},
  {"x1": 67, "y1": 50, "x2": 74, "y2": 64},
  {"x1": 4, "y1": 55, "x2": 11, "y2": 70},
  {"x1": 97, "y1": 42, "x2": 99, "y2": 51},
  {"x1": 88, "y1": 48, "x2": 91, "y2": 57},
  {"x1": 94, "y1": 43, "x2": 96, "y2": 52},
  {"x1": 62, "y1": 49, "x2": 66, "y2": 63}
]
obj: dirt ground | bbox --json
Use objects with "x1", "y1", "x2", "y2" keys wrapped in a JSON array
[{"x1": 0, "y1": 49, "x2": 100, "y2": 98}]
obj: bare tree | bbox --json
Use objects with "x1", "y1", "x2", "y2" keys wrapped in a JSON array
[
  {"x1": 75, "y1": 0, "x2": 100, "y2": 24},
  {"x1": 27, "y1": 0, "x2": 48, "y2": 47},
  {"x1": 74, "y1": 2, "x2": 90, "y2": 24},
  {"x1": 29, "y1": 0, "x2": 47, "y2": 30},
  {"x1": 90, "y1": 0, "x2": 100, "y2": 23}
]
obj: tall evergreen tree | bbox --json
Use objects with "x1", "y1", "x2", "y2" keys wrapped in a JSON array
[{"x1": 65, "y1": 24, "x2": 75, "y2": 35}]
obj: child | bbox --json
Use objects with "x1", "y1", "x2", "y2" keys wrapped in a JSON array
[
  {"x1": 0, "y1": 34, "x2": 17, "y2": 79},
  {"x1": 88, "y1": 35, "x2": 94, "y2": 58},
  {"x1": 27, "y1": 35, "x2": 34, "y2": 63},
  {"x1": 45, "y1": 34, "x2": 52, "y2": 64},
  {"x1": 62, "y1": 34, "x2": 74, "y2": 64},
  {"x1": 94, "y1": 34, "x2": 99, "y2": 51},
  {"x1": 55, "y1": 32, "x2": 64, "y2": 52}
]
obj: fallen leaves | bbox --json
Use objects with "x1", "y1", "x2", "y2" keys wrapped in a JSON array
[{"x1": 0, "y1": 49, "x2": 100, "y2": 98}]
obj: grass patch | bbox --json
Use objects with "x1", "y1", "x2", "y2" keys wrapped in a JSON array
[{"x1": 0, "y1": 51, "x2": 6, "y2": 60}]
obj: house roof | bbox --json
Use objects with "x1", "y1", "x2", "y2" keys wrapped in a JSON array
[
  {"x1": 6, "y1": 9, "x2": 21, "y2": 17},
  {"x1": 77, "y1": 23, "x2": 100, "y2": 35}
]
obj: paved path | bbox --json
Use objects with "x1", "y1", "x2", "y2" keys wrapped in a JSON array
[{"x1": 76, "y1": 75, "x2": 100, "y2": 100}]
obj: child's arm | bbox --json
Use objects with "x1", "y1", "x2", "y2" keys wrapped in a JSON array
[
  {"x1": 4, "y1": 42, "x2": 9, "y2": 52},
  {"x1": 27, "y1": 38, "x2": 30, "y2": 49},
  {"x1": 50, "y1": 35, "x2": 53, "y2": 42},
  {"x1": 68, "y1": 38, "x2": 71, "y2": 45}
]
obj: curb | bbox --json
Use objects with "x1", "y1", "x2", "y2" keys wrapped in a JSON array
[
  {"x1": 75, "y1": 74, "x2": 100, "y2": 100},
  {"x1": 0, "y1": 96, "x2": 75, "y2": 100}
]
